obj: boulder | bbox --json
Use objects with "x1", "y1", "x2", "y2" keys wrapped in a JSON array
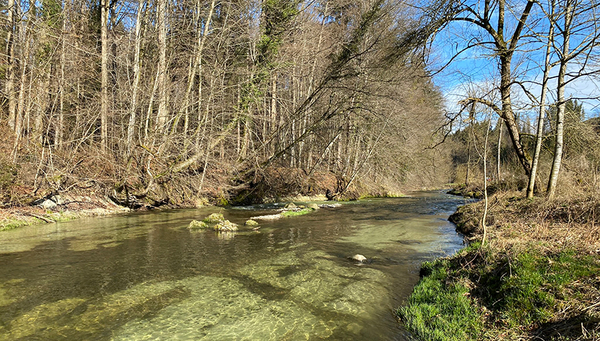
[
  {"x1": 188, "y1": 220, "x2": 209, "y2": 229},
  {"x1": 214, "y1": 220, "x2": 238, "y2": 231},
  {"x1": 284, "y1": 202, "x2": 297, "y2": 210},
  {"x1": 244, "y1": 219, "x2": 259, "y2": 227},
  {"x1": 203, "y1": 213, "x2": 225, "y2": 224},
  {"x1": 307, "y1": 203, "x2": 319, "y2": 210},
  {"x1": 351, "y1": 254, "x2": 367, "y2": 263}
]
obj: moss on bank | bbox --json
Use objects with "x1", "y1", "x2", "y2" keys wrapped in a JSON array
[
  {"x1": 0, "y1": 210, "x2": 107, "y2": 232},
  {"x1": 399, "y1": 193, "x2": 600, "y2": 340}
]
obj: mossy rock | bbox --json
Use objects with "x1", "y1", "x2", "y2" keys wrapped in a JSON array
[
  {"x1": 244, "y1": 219, "x2": 259, "y2": 227},
  {"x1": 188, "y1": 220, "x2": 209, "y2": 229},
  {"x1": 203, "y1": 213, "x2": 225, "y2": 224},
  {"x1": 214, "y1": 220, "x2": 238, "y2": 231},
  {"x1": 281, "y1": 208, "x2": 314, "y2": 217}
]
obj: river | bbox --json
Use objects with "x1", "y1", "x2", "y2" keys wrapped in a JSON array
[{"x1": 0, "y1": 191, "x2": 469, "y2": 340}]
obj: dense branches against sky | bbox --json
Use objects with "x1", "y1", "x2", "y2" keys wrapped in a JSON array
[
  {"x1": 425, "y1": 0, "x2": 600, "y2": 197},
  {"x1": 429, "y1": 0, "x2": 600, "y2": 117},
  {"x1": 0, "y1": 0, "x2": 452, "y2": 197}
]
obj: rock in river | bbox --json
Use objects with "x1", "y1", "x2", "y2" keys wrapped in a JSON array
[
  {"x1": 214, "y1": 220, "x2": 239, "y2": 232},
  {"x1": 188, "y1": 220, "x2": 209, "y2": 229},
  {"x1": 351, "y1": 254, "x2": 367, "y2": 263},
  {"x1": 203, "y1": 213, "x2": 225, "y2": 224}
]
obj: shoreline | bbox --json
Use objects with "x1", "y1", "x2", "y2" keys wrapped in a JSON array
[
  {"x1": 0, "y1": 195, "x2": 131, "y2": 231},
  {"x1": 0, "y1": 191, "x2": 409, "y2": 232},
  {"x1": 398, "y1": 191, "x2": 600, "y2": 340}
]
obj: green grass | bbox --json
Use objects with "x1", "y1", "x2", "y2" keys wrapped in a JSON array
[
  {"x1": 0, "y1": 221, "x2": 29, "y2": 231},
  {"x1": 399, "y1": 243, "x2": 600, "y2": 340},
  {"x1": 280, "y1": 208, "x2": 315, "y2": 217},
  {"x1": 0, "y1": 217, "x2": 46, "y2": 231},
  {"x1": 398, "y1": 258, "x2": 484, "y2": 341},
  {"x1": 486, "y1": 249, "x2": 600, "y2": 327}
]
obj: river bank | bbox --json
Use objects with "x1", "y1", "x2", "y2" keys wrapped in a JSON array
[
  {"x1": 399, "y1": 191, "x2": 600, "y2": 340},
  {"x1": 0, "y1": 160, "x2": 412, "y2": 232},
  {"x1": 0, "y1": 195, "x2": 132, "y2": 231}
]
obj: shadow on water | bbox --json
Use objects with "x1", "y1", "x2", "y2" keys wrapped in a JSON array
[{"x1": 0, "y1": 191, "x2": 470, "y2": 340}]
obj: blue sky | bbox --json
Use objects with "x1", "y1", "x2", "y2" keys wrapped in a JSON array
[{"x1": 426, "y1": 0, "x2": 600, "y2": 121}]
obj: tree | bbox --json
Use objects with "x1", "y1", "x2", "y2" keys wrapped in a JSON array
[
  {"x1": 101, "y1": 0, "x2": 110, "y2": 151},
  {"x1": 527, "y1": 0, "x2": 556, "y2": 199},
  {"x1": 448, "y1": 0, "x2": 536, "y2": 177},
  {"x1": 545, "y1": 0, "x2": 600, "y2": 198}
]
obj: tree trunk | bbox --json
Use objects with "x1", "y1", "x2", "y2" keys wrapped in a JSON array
[
  {"x1": 496, "y1": 119, "x2": 503, "y2": 183},
  {"x1": 194, "y1": 0, "x2": 217, "y2": 151},
  {"x1": 101, "y1": 0, "x2": 109, "y2": 151},
  {"x1": 500, "y1": 55, "x2": 531, "y2": 176},
  {"x1": 547, "y1": 0, "x2": 573, "y2": 199},
  {"x1": 6, "y1": 0, "x2": 17, "y2": 131},
  {"x1": 156, "y1": 0, "x2": 168, "y2": 132},
  {"x1": 57, "y1": 0, "x2": 69, "y2": 149},
  {"x1": 528, "y1": 0, "x2": 555, "y2": 198},
  {"x1": 127, "y1": 0, "x2": 145, "y2": 153},
  {"x1": 13, "y1": 26, "x2": 31, "y2": 159}
]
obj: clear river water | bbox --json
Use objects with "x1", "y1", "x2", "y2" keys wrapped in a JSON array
[{"x1": 0, "y1": 191, "x2": 469, "y2": 340}]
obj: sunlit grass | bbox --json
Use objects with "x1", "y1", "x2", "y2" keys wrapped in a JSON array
[{"x1": 399, "y1": 242, "x2": 600, "y2": 340}]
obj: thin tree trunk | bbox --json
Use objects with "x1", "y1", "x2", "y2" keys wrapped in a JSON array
[
  {"x1": 528, "y1": 0, "x2": 555, "y2": 198},
  {"x1": 6, "y1": 0, "x2": 17, "y2": 131},
  {"x1": 145, "y1": 66, "x2": 161, "y2": 142},
  {"x1": 173, "y1": 0, "x2": 215, "y2": 135},
  {"x1": 100, "y1": 0, "x2": 109, "y2": 151},
  {"x1": 481, "y1": 117, "x2": 492, "y2": 246},
  {"x1": 547, "y1": 0, "x2": 573, "y2": 199},
  {"x1": 57, "y1": 0, "x2": 69, "y2": 149},
  {"x1": 156, "y1": 0, "x2": 168, "y2": 132},
  {"x1": 194, "y1": 0, "x2": 217, "y2": 150},
  {"x1": 496, "y1": 119, "x2": 503, "y2": 183},
  {"x1": 13, "y1": 22, "x2": 32, "y2": 158},
  {"x1": 127, "y1": 0, "x2": 145, "y2": 153},
  {"x1": 270, "y1": 75, "x2": 277, "y2": 155}
]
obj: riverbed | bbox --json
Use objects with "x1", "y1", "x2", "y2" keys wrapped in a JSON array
[{"x1": 0, "y1": 191, "x2": 469, "y2": 340}]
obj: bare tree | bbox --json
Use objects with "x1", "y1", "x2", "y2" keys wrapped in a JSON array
[
  {"x1": 101, "y1": 0, "x2": 110, "y2": 151},
  {"x1": 441, "y1": 0, "x2": 538, "y2": 176},
  {"x1": 527, "y1": 0, "x2": 556, "y2": 198}
]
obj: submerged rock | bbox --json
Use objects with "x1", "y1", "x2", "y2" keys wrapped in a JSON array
[
  {"x1": 214, "y1": 220, "x2": 238, "y2": 231},
  {"x1": 319, "y1": 203, "x2": 342, "y2": 209},
  {"x1": 203, "y1": 213, "x2": 225, "y2": 224},
  {"x1": 188, "y1": 220, "x2": 209, "y2": 229},
  {"x1": 244, "y1": 219, "x2": 259, "y2": 227},
  {"x1": 251, "y1": 214, "x2": 283, "y2": 220}
]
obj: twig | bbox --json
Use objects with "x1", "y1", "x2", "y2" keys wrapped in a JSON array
[
  {"x1": 25, "y1": 213, "x2": 54, "y2": 223},
  {"x1": 582, "y1": 300, "x2": 600, "y2": 312}
]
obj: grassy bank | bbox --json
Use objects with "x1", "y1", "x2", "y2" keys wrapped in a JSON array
[
  {"x1": 399, "y1": 191, "x2": 600, "y2": 340},
  {"x1": 0, "y1": 203, "x2": 130, "y2": 232}
]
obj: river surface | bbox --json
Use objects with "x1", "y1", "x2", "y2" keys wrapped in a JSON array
[{"x1": 0, "y1": 191, "x2": 469, "y2": 340}]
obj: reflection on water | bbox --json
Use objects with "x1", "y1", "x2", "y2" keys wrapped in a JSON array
[{"x1": 0, "y1": 191, "x2": 469, "y2": 340}]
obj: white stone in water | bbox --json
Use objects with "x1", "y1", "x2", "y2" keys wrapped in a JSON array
[{"x1": 351, "y1": 254, "x2": 367, "y2": 263}]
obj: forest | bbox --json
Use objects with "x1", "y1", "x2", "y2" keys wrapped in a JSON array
[
  {"x1": 1, "y1": 0, "x2": 600, "y2": 339},
  {"x1": 0, "y1": 0, "x2": 452, "y2": 208}
]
